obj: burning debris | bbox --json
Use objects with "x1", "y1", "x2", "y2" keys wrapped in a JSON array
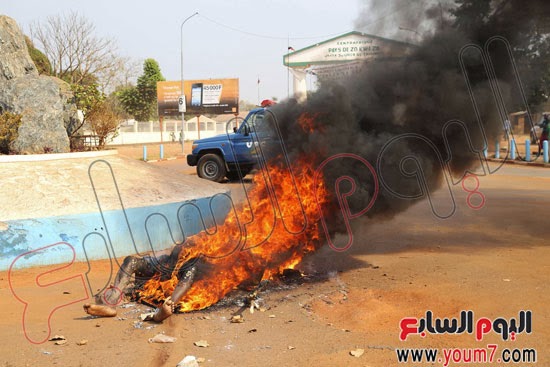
[{"x1": 85, "y1": 0, "x2": 550, "y2": 320}]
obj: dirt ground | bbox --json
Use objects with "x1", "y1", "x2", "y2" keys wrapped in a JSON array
[{"x1": 1, "y1": 159, "x2": 549, "y2": 367}]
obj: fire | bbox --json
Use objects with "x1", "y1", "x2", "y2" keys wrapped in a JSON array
[
  {"x1": 297, "y1": 112, "x2": 321, "y2": 134},
  {"x1": 139, "y1": 157, "x2": 329, "y2": 312}
]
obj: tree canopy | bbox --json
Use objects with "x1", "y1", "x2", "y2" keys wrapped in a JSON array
[{"x1": 118, "y1": 58, "x2": 165, "y2": 121}]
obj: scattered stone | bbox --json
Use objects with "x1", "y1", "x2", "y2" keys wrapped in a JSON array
[
  {"x1": 148, "y1": 333, "x2": 177, "y2": 343},
  {"x1": 248, "y1": 328, "x2": 257, "y2": 333},
  {"x1": 141, "y1": 312, "x2": 155, "y2": 321},
  {"x1": 503, "y1": 279, "x2": 511, "y2": 282},
  {"x1": 48, "y1": 335, "x2": 65, "y2": 341},
  {"x1": 230, "y1": 315, "x2": 244, "y2": 323},
  {"x1": 54, "y1": 340, "x2": 67, "y2": 346},
  {"x1": 196, "y1": 357, "x2": 206, "y2": 363},
  {"x1": 194, "y1": 340, "x2": 209, "y2": 348},
  {"x1": 176, "y1": 356, "x2": 199, "y2": 367},
  {"x1": 76, "y1": 340, "x2": 88, "y2": 346},
  {"x1": 350, "y1": 348, "x2": 365, "y2": 358},
  {"x1": 268, "y1": 314, "x2": 276, "y2": 318},
  {"x1": 133, "y1": 321, "x2": 143, "y2": 329},
  {"x1": 288, "y1": 346, "x2": 296, "y2": 350},
  {"x1": 63, "y1": 291, "x2": 71, "y2": 294}
]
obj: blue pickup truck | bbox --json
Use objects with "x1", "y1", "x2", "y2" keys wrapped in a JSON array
[{"x1": 186, "y1": 107, "x2": 270, "y2": 182}]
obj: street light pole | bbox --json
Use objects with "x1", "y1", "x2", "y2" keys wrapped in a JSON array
[{"x1": 180, "y1": 11, "x2": 199, "y2": 154}]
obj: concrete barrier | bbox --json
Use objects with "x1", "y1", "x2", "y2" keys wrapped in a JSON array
[{"x1": 0, "y1": 152, "x2": 231, "y2": 271}]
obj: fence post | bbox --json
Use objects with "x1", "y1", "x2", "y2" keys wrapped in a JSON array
[
  {"x1": 544, "y1": 140, "x2": 549, "y2": 164},
  {"x1": 525, "y1": 140, "x2": 531, "y2": 162},
  {"x1": 495, "y1": 141, "x2": 500, "y2": 159},
  {"x1": 143, "y1": 146, "x2": 147, "y2": 161},
  {"x1": 510, "y1": 139, "x2": 516, "y2": 160},
  {"x1": 160, "y1": 144, "x2": 164, "y2": 160}
]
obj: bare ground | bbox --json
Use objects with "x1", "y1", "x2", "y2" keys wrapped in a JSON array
[{"x1": 1, "y1": 162, "x2": 549, "y2": 367}]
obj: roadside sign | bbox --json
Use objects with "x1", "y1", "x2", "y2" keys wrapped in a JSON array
[{"x1": 178, "y1": 95, "x2": 186, "y2": 113}]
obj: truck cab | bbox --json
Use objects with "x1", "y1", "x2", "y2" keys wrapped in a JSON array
[{"x1": 186, "y1": 107, "x2": 270, "y2": 182}]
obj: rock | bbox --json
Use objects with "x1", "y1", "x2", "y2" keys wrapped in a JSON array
[
  {"x1": 0, "y1": 75, "x2": 72, "y2": 153},
  {"x1": 193, "y1": 340, "x2": 209, "y2": 348},
  {"x1": 48, "y1": 335, "x2": 65, "y2": 341},
  {"x1": 0, "y1": 15, "x2": 77, "y2": 154},
  {"x1": 176, "y1": 356, "x2": 199, "y2": 367},
  {"x1": 0, "y1": 16, "x2": 37, "y2": 81},
  {"x1": 350, "y1": 348, "x2": 365, "y2": 357},
  {"x1": 230, "y1": 315, "x2": 244, "y2": 323},
  {"x1": 148, "y1": 333, "x2": 176, "y2": 343},
  {"x1": 76, "y1": 339, "x2": 88, "y2": 346}
]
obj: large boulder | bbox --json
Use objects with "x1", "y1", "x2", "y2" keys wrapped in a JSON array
[
  {"x1": 0, "y1": 75, "x2": 71, "y2": 153},
  {"x1": 0, "y1": 15, "x2": 37, "y2": 81},
  {"x1": 0, "y1": 15, "x2": 76, "y2": 154}
]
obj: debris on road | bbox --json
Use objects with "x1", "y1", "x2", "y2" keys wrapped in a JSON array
[
  {"x1": 176, "y1": 355, "x2": 199, "y2": 367},
  {"x1": 148, "y1": 333, "x2": 177, "y2": 343},
  {"x1": 194, "y1": 340, "x2": 209, "y2": 348},
  {"x1": 230, "y1": 315, "x2": 244, "y2": 323},
  {"x1": 48, "y1": 335, "x2": 65, "y2": 341}
]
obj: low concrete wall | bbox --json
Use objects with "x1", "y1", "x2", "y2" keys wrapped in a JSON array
[
  {"x1": 3, "y1": 196, "x2": 232, "y2": 271},
  {"x1": 0, "y1": 151, "x2": 232, "y2": 271}
]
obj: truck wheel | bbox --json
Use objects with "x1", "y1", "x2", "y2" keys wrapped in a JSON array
[{"x1": 197, "y1": 154, "x2": 227, "y2": 182}]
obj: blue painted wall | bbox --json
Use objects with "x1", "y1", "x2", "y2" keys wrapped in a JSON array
[{"x1": 1, "y1": 193, "x2": 232, "y2": 271}]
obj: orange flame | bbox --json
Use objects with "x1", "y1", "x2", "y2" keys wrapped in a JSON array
[
  {"x1": 139, "y1": 157, "x2": 329, "y2": 312},
  {"x1": 297, "y1": 112, "x2": 321, "y2": 134}
]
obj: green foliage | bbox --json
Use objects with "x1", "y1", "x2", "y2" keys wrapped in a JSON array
[
  {"x1": 116, "y1": 58, "x2": 165, "y2": 121},
  {"x1": 24, "y1": 36, "x2": 52, "y2": 75},
  {"x1": 116, "y1": 85, "x2": 142, "y2": 119},
  {"x1": 0, "y1": 111, "x2": 22, "y2": 154},
  {"x1": 71, "y1": 83, "x2": 105, "y2": 116}
]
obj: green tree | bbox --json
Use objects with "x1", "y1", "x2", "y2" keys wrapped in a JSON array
[
  {"x1": 136, "y1": 58, "x2": 165, "y2": 120},
  {"x1": 116, "y1": 85, "x2": 141, "y2": 119},
  {"x1": 117, "y1": 58, "x2": 165, "y2": 121}
]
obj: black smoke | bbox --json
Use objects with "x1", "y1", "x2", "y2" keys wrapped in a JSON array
[{"x1": 263, "y1": 0, "x2": 550, "y2": 239}]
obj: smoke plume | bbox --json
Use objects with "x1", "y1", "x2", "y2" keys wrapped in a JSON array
[{"x1": 266, "y1": 0, "x2": 550, "y2": 239}]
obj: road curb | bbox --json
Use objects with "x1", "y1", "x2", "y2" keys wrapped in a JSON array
[{"x1": 486, "y1": 158, "x2": 549, "y2": 167}]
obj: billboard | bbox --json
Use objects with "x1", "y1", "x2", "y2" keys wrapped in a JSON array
[{"x1": 157, "y1": 78, "x2": 239, "y2": 116}]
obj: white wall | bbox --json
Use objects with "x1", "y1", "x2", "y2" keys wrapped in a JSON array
[{"x1": 106, "y1": 120, "x2": 232, "y2": 145}]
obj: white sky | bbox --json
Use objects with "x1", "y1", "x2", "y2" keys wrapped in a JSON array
[{"x1": 3, "y1": 0, "x2": 420, "y2": 104}]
